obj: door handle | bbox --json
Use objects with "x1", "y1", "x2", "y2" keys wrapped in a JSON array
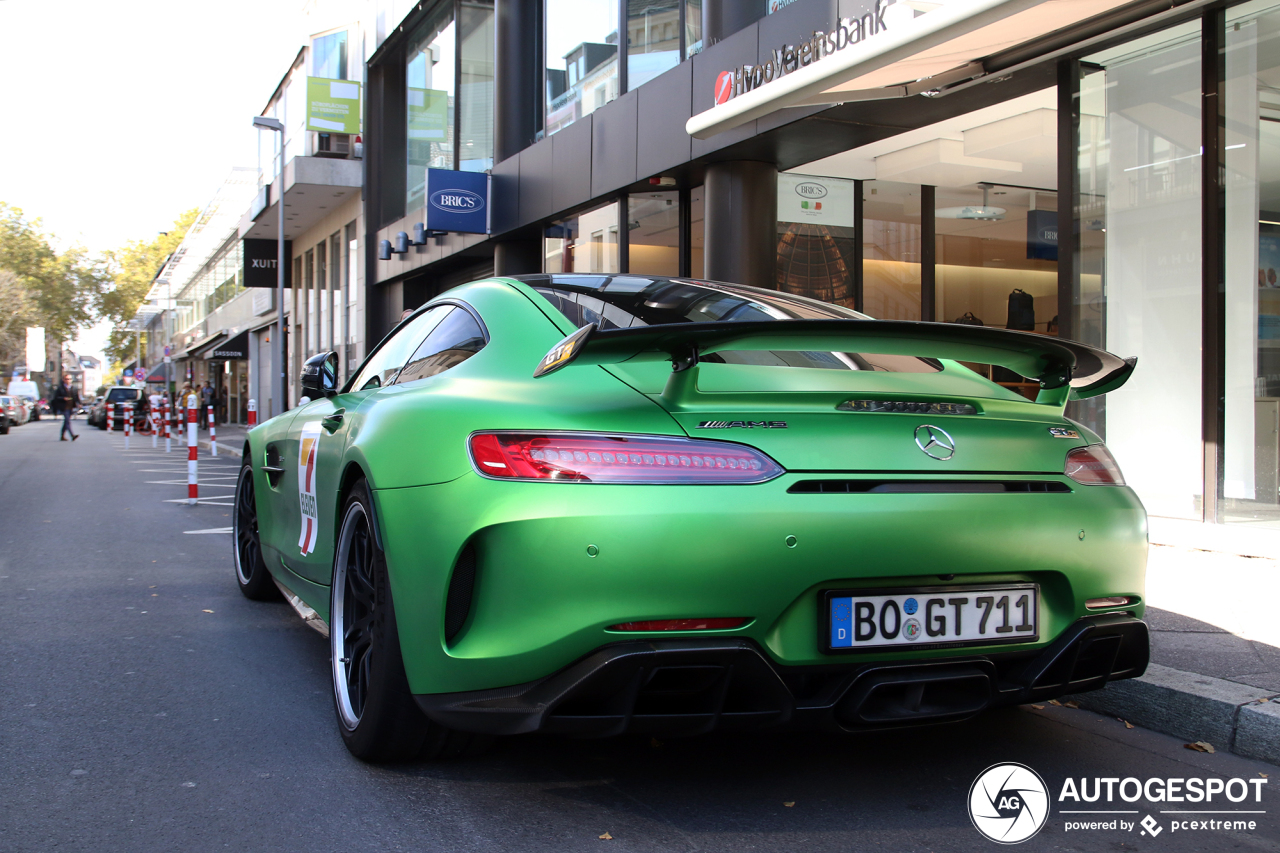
[{"x1": 322, "y1": 408, "x2": 345, "y2": 433}]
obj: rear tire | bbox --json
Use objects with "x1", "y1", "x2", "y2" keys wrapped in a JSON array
[
  {"x1": 330, "y1": 479, "x2": 488, "y2": 762},
  {"x1": 233, "y1": 463, "x2": 278, "y2": 601}
]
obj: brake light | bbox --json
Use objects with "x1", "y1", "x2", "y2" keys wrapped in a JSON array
[
  {"x1": 608, "y1": 618, "x2": 749, "y2": 631},
  {"x1": 468, "y1": 432, "x2": 783, "y2": 484},
  {"x1": 1064, "y1": 445, "x2": 1126, "y2": 486}
]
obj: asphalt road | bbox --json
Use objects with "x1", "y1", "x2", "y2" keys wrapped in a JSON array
[{"x1": 1, "y1": 418, "x2": 1277, "y2": 852}]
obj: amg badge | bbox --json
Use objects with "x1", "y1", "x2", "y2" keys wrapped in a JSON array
[{"x1": 697, "y1": 420, "x2": 788, "y2": 429}]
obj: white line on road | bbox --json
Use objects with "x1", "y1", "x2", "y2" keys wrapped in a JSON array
[
  {"x1": 162, "y1": 499, "x2": 234, "y2": 506},
  {"x1": 184, "y1": 527, "x2": 233, "y2": 534}
]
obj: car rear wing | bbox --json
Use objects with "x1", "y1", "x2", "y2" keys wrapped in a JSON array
[{"x1": 532, "y1": 320, "x2": 1135, "y2": 403}]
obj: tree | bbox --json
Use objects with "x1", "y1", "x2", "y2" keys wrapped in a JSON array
[
  {"x1": 0, "y1": 203, "x2": 104, "y2": 374},
  {"x1": 98, "y1": 209, "x2": 198, "y2": 364}
]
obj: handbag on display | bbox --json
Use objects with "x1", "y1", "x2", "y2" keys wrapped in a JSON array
[
  {"x1": 1006, "y1": 289, "x2": 1035, "y2": 331},
  {"x1": 952, "y1": 312, "x2": 984, "y2": 326}
]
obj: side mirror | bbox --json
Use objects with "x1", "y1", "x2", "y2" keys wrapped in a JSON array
[{"x1": 301, "y1": 351, "x2": 339, "y2": 400}]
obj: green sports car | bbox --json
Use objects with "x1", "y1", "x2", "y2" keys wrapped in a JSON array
[{"x1": 233, "y1": 274, "x2": 1149, "y2": 762}]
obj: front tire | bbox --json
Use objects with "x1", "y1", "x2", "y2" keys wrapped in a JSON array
[
  {"x1": 330, "y1": 479, "x2": 485, "y2": 762},
  {"x1": 234, "y1": 463, "x2": 278, "y2": 600}
]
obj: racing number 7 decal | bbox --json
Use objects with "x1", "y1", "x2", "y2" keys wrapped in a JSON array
[{"x1": 298, "y1": 421, "x2": 323, "y2": 555}]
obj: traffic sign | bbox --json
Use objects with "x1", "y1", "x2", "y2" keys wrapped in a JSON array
[
  {"x1": 135, "y1": 368, "x2": 147, "y2": 383},
  {"x1": 163, "y1": 345, "x2": 171, "y2": 357}
]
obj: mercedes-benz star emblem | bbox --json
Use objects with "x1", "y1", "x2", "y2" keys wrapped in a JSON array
[{"x1": 914, "y1": 424, "x2": 956, "y2": 460}]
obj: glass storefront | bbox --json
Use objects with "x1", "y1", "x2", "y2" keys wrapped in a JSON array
[
  {"x1": 628, "y1": 191, "x2": 680, "y2": 275},
  {"x1": 406, "y1": 4, "x2": 456, "y2": 211},
  {"x1": 545, "y1": 201, "x2": 620, "y2": 273}
]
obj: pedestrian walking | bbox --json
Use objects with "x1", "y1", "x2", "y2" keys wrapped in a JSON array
[
  {"x1": 201, "y1": 382, "x2": 214, "y2": 430},
  {"x1": 51, "y1": 374, "x2": 79, "y2": 442}
]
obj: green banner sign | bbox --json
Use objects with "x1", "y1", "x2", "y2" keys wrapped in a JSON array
[
  {"x1": 306, "y1": 76, "x2": 362, "y2": 134},
  {"x1": 408, "y1": 87, "x2": 449, "y2": 140}
]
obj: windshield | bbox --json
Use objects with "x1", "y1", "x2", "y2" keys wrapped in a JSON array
[
  {"x1": 106, "y1": 388, "x2": 141, "y2": 402},
  {"x1": 525, "y1": 274, "x2": 938, "y2": 373}
]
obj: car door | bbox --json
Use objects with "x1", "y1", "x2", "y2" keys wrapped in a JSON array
[{"x1": 278, "y1": 306, "x2": 452, "y2": 585}]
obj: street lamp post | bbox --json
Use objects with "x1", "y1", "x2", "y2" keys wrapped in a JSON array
[{"x1": 252, "y1": 115, "x2": 286, "y2": 417}]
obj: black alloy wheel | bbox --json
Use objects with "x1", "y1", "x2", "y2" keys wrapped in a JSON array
[
  {"x1": 330, "y1": 479, "x2": 488, "y2": 762},
  {"x1": 234, "y1": 463, "x2": 277, "y2": 600}
]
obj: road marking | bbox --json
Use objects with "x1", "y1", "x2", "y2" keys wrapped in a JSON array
[
  {"x1": 184, "y1": 527, "x2": 232, "y2": 534},
  {"x1": 162, "y1": 498, "x2": 234, "y2": 506}
]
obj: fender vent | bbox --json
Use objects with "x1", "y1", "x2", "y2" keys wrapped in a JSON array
[{"x1": 444, "y1": 544, "x2": 478, "y2": 644}]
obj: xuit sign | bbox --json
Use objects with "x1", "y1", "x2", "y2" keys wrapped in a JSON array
[
  {"x1": 242, "y1": 238, "x2": 293, "y2": 289},
  {"x1": 714, "y1": 0, "x2": 889, "y2": 104},
  {"x1": 425, "y1": 168, "x2": 491, "y2": 235}
]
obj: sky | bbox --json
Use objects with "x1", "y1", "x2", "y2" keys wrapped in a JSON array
[{"x1": 0, "y1": 0, "x2": 302, "y2": 364}]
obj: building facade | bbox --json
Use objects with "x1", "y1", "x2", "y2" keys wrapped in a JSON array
[{"x1": 351, "y1": 0, "x2": 1280, "y2": 546}]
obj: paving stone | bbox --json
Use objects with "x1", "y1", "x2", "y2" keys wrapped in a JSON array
[{"x1": 1235, "y1": 700, "x2": 1280, "y2": 764}]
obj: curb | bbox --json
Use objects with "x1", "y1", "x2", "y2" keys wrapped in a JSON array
[
  {"x1": 1067, "y1": 663, "x2": 1280, "y2": 765},
  {"x1": 198, "y1": 438, "x2": 242, "y2": 459}
]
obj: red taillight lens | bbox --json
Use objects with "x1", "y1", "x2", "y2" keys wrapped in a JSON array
[
  {"x1": 468, "y1": 432, "x2": 784, "y2": 484},
  {"x1": 609, "y1": 618, "x2": 749, "y2": 631},
  {"x1": 1064, "y1": 444, "x2": 1126, "y2": 486}
]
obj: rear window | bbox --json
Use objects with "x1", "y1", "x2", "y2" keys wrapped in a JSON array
[
  {"x1": 106, "y1": 388, "x2": 141, "y2": 402},
  {"x1": 528, "y1": 275, "x2": 938, "y2": 373}
]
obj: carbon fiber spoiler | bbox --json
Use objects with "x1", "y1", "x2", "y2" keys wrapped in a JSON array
[{"x1": 532, "y1": 319, "x2": 1135, "y2": 401}]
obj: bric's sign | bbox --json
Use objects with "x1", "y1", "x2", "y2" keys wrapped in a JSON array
[
  {"x1": 713, "y1": 0, "x2": 889, "y2": 105},
  {"x1": 425, "y1": 169, "x2": 491, "y2": 235}
]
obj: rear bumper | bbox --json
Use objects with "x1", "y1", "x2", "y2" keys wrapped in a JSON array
[{"x1": 414, "y1": 613, "x2": 1148, "y2": 737}]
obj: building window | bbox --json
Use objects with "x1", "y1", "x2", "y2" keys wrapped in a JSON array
[
  {"x1": 545, "y1": 0, "x2": 618, "y2": 136},
  {"x1": 313, "y1": 29, "x2": 348, "y2": 79},
  {"x1": 406, "y1": 3, "x2": 457, "y2": 212},
  {"x1": 458, "y1": 1, "x2": 495, "y2": 172},
  {"x1": 545, "y1": 201, "x2": 619, "y2": 273},
  {"x1": 628, "y1": 0, "x2": 680, "y2": 89}
]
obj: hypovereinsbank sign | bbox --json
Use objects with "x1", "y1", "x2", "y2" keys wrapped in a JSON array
[{"x1": 713, "y1": 0, "x2": 889, "y2": 105}]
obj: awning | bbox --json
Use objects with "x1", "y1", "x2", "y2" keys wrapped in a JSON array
[
  {"x1": 183, "y1": 331, "x2": 227, "y2": 360},
  {"x1": 145, "y1": 364, "x2": 171, "y2": 383},
  {"x1": 687, "y1": 0, "x2": 1152, "y2": 139},
  {"x1": 207, "y1": 330, "x2": 249, "y2": 360}
]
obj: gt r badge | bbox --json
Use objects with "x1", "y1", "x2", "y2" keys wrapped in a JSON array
[
  {"x1": 697, "y1": 421, "x2": 788, "y2": 429},
  {"x1": 914, "y1": 424, "x2": 956, "y2": 460},
  {"x1": 1048, "y1": 427, "x2": 1080, "y2": 439},
  {"x1": 298, "y1": 421, "x2": 323, "y2": 555}
]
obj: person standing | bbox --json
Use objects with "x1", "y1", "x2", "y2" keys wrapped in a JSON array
[
  {"x1": 201, "y1": 381, "x2": 214, "y2": 430},
  {"x1": 51, "y1": 374, "x2": 79, "y2": 442}
]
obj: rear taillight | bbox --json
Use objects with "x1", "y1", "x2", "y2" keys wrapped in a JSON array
[
  {"x1": 1064, "y1": 444, "x2": 1125, "y2": 486},
  {"x1": 468, "y1": 432, "x2": 783, "y2": 484},
  {"x1": 608, "y1": 618, "x2": 749, "y2": 631}
]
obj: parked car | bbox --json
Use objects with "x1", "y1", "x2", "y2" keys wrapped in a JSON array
[
  {"x1": 0, "y1": 401, "x2": 9, "y2": 435},
  {"x1": 92, "y1": 386, "x2": 145, "y2": 430},
  {"x1": 18, "y1": 395, "x2": 40, "y2": 421},
  {"x1": 234, "y1": 274, "x2": 1148, "y2": 763},
  {"x1": 1, "y1": 395, "x2": 28, "y2": 426}
]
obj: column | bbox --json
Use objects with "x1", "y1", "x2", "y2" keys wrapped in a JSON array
[{"x1": 704, "y1": 160, "x2": 778, "y2": 291}]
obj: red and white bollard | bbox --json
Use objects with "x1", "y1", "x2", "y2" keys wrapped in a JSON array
[
  {"x1": 107, "y1": 402, "x2": 114, "y2": 432},
  {"x1": 186, "y1": 394, "x2": 198, "y2": 506},
  {"x1": 151, "y1": 406, "x2": 158, "y2": 448},
  {"x1": 123, "y1": 402, "x2": 132, "y2": 449},
  {"x1": 208, "y1": 404, "x2": 217, "y2": 457},
  {"x1": 247, "y1": 399, "x2": 257, "y2": 428},
  {"x1": 163, "y1": 400, "x2": 171, "y2": 453}
]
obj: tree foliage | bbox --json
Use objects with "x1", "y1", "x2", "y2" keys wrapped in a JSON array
[
  {"x1": 0, "y1": 203, "x2": 105, "y2": 373},
  {"x1": 99, "y1": 208, "x2": 198, "y2": 364}
]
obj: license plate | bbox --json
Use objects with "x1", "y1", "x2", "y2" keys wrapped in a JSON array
[{"x1": 825, "y1": 585, "x2": 1038, "y2": 651}]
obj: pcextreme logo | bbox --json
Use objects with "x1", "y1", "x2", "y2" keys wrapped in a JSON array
[{"x1": 969, "y1": 763, "x2": 1270, "y2": 844}]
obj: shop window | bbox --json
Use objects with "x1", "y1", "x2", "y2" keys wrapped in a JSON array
[
  {"x1": 628, "y1": 0, "x2": 681, "y2": 89},
  {"x1": 776, "y1": 173, "x2": 857, "y2": 309},
  {"x1": 545, "y1": 0, "x2": 618, "y2": 135},
  {"x1": 861, "y1": 181, "x2": 922, "y2": 321},
  {"x1": 545, "y1": 201, "x2": 620, "y2": 274},
  {"x1": 1078, "y1": 22, "x2": 1203, "y2": 520},
  {"x1": 1223, "y1": 1, "x2": 1280, "y2": 524},
  {"x1": 690, "y1": 186, "x2": 704, "y2": 277},
  {"x1": 406, "y1": 4, "x2": 457, "y2": 212},
  {"x1": 628, "y1": 191, "x2": 679, "y2": 276}
]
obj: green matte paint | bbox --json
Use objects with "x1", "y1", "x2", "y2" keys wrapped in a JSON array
[{"x1": 244, "y1": 276, "x2": 1148, "y2": 698}]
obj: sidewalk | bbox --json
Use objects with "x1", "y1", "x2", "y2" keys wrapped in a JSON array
[
  {"x1": 1070, "y1": 543, "x2": 1280, "y2": 765},
  {"x1": 196, "y1": 421, "x2": 248, "y2": 459}
]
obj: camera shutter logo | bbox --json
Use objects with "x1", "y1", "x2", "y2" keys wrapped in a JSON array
[{"x1": 968, "y1": 763, "x2": 1049, "y2": 844}]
